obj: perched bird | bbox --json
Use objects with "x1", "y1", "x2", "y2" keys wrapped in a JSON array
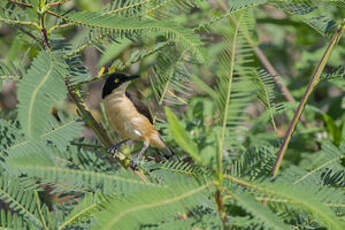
[{"x1": 102, "y1": 73, "x2": 170, "y2": 168}]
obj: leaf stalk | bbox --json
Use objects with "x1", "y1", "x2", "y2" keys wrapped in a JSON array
[{"x1": 271, "y1": 21, "x2": 345, "y2": 178}]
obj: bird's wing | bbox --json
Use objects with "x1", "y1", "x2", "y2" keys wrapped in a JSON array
[{"x1": 125, "y1": 91, "x2": 153, "y2": 124}]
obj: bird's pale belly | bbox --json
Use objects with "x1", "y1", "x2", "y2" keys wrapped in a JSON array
[{"x1": 104, "y1": 95, "x2": 151, "y2": 141}]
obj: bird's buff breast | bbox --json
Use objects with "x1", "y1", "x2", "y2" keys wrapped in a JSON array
[{"x1": 103, "y1": 94, "x2": 151, "y2": 141}]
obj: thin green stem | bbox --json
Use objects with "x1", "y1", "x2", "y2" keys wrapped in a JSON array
[
  {"x1": 58, "y1": 202, "x2": 97, "y2": 230},
  {"x1": 47, "y1": 23, "x2": 74, "y2": 35},
  {"x1": 214, "y1": 12, "x2": 242, "y2": 230},
  {"x1": 218, "y1": 15, "x2": 240, "y2": 182},
  {"x1": 159, "y1": 69, "x2": 174, "y2": 105},
  {"x1": 158, "y1": 50, "x2": 187, "y2": 105},
  {"x1": 34, "y1": 190, "x2": 48, "y2": 230},
  {"x1": 224, "y1": 174, "x2": 266, "y2": 193},
  {"x1": 0, "y1": 18, "x2": 40, "y2": 29},
  {"x1": 271, "y1": 22, "x2": 345, "y2": 178}
]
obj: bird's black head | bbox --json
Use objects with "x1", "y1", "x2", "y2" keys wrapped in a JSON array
[{"x1": 102, "y1": 73, "x2": 139, "y2": 99}]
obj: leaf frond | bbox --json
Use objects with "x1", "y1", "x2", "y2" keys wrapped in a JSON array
[
  {"x1": 17, "y1": 51, "x2": 68, "y2": 139},
  {"x1": 92, "y1": 175, "x2": 214, "y2": 230},
  {"x1": 61, "y1": 11, "x2": 204, "y2": 62},
  {"x1": 0, "y1": 174, "x2": 41, "y2": 227}
]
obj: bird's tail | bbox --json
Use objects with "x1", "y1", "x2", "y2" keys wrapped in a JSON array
[
  {"x1": 150, "y1": 131, "x2": 180, "y2": 161},
  {"x1": 161, "y1": 145, "x2": 180, "y2": 162}
]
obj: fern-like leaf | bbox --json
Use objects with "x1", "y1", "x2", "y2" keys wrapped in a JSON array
[
  {"x1": 227, "y1": 176, "x2": 345, "y2": 229},
  {"x1": 266, "y1": 183, "x2": 345, "y2": 229},
  {"x1": 294, "y1": 142, "x2": 345, "y2": 185},
  {"x1": 253, "y1": 69, "x2": 284, "y2": 133},
  {"x1": 17, "y1": 51, "x2": 68, "y2": 139},
  {"x1": 0, "y1": 61, "x2": 24, "y2": 90},
  {"x1": 1, "y1": 119, "x2": 83, "y2": 158},
  {"x1": 233, "y1": 192, "x2": 290, "y2": 230},
  {"x1": 5, "y1": 150, "x2": 158, "y2": 194},
  {"x1": 159, "y1": 160, "x2": 213, "y2": 178},
  {"x1": 92, "y1": 175, "x2": 214, "y2": 230},
  {"x1": 0, "y1": 209, "x2": 31, "y2": 230},
  {"x1": 0, "y1": 174, "x2": 41, "y2": 227},
  {"x1": 151, "y1": 50, "x2": 192, "y2": 105},
  {"x1": 61, "y1": 11, "x2": 204, "y2": 62},
  {"x1": 58, "y1": 191, "x2": 108, "y2": 229},
  {"x1": 276, "y1": 0, "x2": 337, "y2": 36}
]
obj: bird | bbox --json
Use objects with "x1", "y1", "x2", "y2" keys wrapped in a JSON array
[{"x1": 102, "y1": 73, "x2": 172, "y2": 169}]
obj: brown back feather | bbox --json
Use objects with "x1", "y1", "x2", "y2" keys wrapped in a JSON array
[{"x1": 125, "y1": 91, "x2": 153, "y2": 124}]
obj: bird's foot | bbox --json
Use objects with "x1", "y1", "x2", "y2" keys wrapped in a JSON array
[
  {"x1": 107, "y1": 144, "x2": 121, "y2": 158},
  {"x1": 130, "y1": 158, "x2": 139, "y2": 170},
  {"x1": 107, "y1": 140, "x2": 128, "y2": 158}
]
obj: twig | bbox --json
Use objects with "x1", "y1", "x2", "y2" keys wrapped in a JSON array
[
  {"x1": 7, "y1": 0, "x2": 32, "y2": 8},
  {"x1": 40, "y1": 27, "x2": 50, "y2": 48},
  {"x1": 271, "y1": 22, "x2": 345, "y2": 178},
  {"x1": 66, "y1": 84, "x2": 112, "y2": 149},
  {"x1": 47, "y1": 0, "x2": 70, "y2": 8},
  {"x1": 7, "y1": 0, "x2": 62, "y2": 17},
  {"x1": 70, "y1": 142, "x2": 103, "y2": 148},
  {"x1": 215, "y1": 189, "x2": 230, "y2": 230},
  {"x1": 38, "y1": 2, "x2": 50, "y2": 49},
  {"x1": 46, "y1": 10, "x2": 61, "y2": 17}
]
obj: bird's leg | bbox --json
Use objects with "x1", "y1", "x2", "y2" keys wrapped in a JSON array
[
  {"x1": 107, "y1": 139, "x2": 128, "y2": 158},
  {"x1": 130, "y1": 142, "x2": 149, "y2": 170}
]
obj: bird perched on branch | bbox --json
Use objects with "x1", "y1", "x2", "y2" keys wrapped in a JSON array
[{"x1": 102, "y1": 73, "x2": 172, "y2": 169}]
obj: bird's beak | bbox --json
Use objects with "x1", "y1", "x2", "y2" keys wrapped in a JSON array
[{"x1": 126, "y1": 75, "x2": 140, "y2": 81}]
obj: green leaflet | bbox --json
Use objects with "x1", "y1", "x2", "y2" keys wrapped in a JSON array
[
  {"x1": 98, "y1": 38, "x2": 132, "y2": 66},
  {"x1": 62, "y1": 11, "x2": 204, "y2": 62},
  {"x1": 165, "y1": 107, "x2": 205, "y2": 165},
  {"x1": 17, "y1": 51, "x2": 68, "y2": 139},
  {"x1": 233, "y1": 192, "x2": 290, "y2": 230},
  {"x1": 265, "y1": 183, "x2": 345, "y2": 230},
  {"x1": 0, "y1": 174, "x2": 41, "y2": 227},
  {"x1": 2, "y1": 119, "x2": 83, "y2": 160},
  {"x1": 92, "y1": 174, "x2": 213, "y2": 230},
  {"x1": 0, "y1": 209, "x2": 30, "y2": 229},
  {"x1": 58, "y1": 192, "x2": 105, "y2": 229},
  {"x1": 5, "y1": 148, "x2": 158, "y2": 194},
  {"x1": 253, "y1": 69, "x2": 282, "y2": 133}
]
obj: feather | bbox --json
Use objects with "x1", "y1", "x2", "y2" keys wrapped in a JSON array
[{"x1": 125, "y1": 91, "x2": 153, "y2": 124}]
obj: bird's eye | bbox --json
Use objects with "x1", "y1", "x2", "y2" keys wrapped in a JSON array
[{"x1": 114, "y1": 79, "x2": 120, "y2": 83}]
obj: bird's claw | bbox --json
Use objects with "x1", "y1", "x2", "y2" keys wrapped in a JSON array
[
  {"x1": 130, "y1": 158, "x2": 139, "y2": 170},
  {"x1": 107, "y1": 144, "x2": 120, "y2": 158}
]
